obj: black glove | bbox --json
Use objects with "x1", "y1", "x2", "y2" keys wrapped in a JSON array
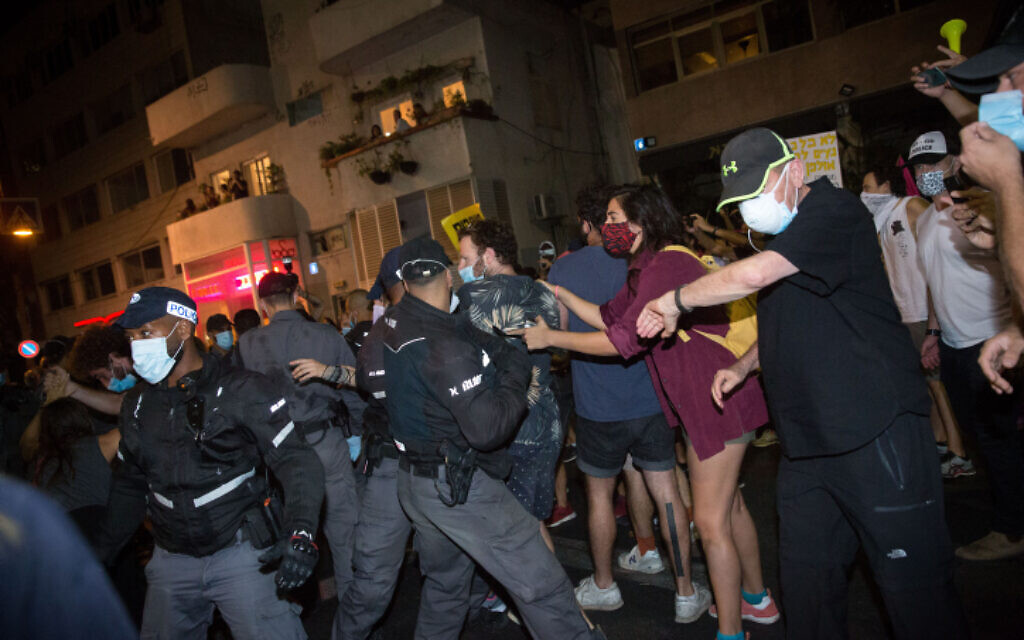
[
  {"x1": 496, "y1": 343, "x2": 532, "y2": 389},
  {"x1": 258, "y1": 529, "x2": 319, "y2": 590}
]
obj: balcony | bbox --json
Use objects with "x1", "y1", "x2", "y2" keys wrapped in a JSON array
[
  {"x1": 146, "y1": 64, "x2": 275, "y2": 148},
  {"x1": 310, "y1": 0, "x2": 475, "y2": 73},
  {"x1": 166, "y1": 194, "x2": 297, "y2": 265}
]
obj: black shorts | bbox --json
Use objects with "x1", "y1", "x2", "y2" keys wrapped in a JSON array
[{"x1": 575, "y1": 413, "x2": 675, "y2": 478}]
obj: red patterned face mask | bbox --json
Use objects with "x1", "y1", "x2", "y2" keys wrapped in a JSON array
[{"x1": 602, "y1": 221, "x2": 638, "y2": 257}]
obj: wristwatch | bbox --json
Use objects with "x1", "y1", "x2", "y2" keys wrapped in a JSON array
[{"x1": 925, "y1": 328, "x2": 941, "y2": 337}]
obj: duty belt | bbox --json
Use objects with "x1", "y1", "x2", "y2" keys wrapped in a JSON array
[{"x1": 398, "y1": 455, "x2": 440, "y2": 478}]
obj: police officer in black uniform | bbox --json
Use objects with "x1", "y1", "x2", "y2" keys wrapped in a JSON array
[
  {"x1": 96, "y1": 287, "x2": 324, "y2": 639},
  {"x1": 382, "y1": 237, "x2": 602, "y2": 640},
  {"x1": 238, "y1": 271, "x2": 364, "y2": 639}
]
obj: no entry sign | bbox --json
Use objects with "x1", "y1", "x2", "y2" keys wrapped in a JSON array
[{"x1": 18, "y1": 340, "x2": 39, "y2": 358}]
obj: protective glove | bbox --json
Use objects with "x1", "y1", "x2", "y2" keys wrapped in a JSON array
[
  {"x1": 495, "y1": 343, "x2": 532, "y2": 389},
  {"x1": 258, "y1": 529, "x2": 319, "y2": 590},
  {"x1": 347, "y1": 435, "x2": 362, "y2": 462}
]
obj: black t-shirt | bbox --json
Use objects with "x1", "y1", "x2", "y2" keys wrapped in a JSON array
[{"x1": 759, "y1": 178, "x2": 930, "y2": 458}]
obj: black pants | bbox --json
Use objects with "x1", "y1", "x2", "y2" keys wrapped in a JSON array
[
  {"x1": 777, "y1": 413, "x2": 966, "y2": 640},
  {"x1": 940, "y1": 340, "x2": 1024, "y2": 535}
]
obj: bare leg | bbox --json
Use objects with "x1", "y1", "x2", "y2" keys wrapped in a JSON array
[
  {"x1": 585, "y1": 474, "x2": 617, "y2": 588},
  {"x1": 688, "y1": 442, "x2": 763, "y2": 637},
  {"x1": 539, "y1": 520, "x2": 555, "y2": 553},
  {"x1": 641, "y1": 468, "x2": 694, "y2": 596},
  {"x1": 929, "y1": 380, "x2": 966, "y2": 458},
  {"x1": 623, "y1": 465, "x2": 655, "y2": 540}
]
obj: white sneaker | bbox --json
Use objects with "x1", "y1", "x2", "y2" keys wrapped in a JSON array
[
  {"x1": 617, "y1": 545, "x2": 665, "y2": 574},
  {"x1": 574, "y1": 574, "x2": 624, "y2": 611},
  {"x1": 674, "y1": 583, "x2": 712, "y2": 623}
]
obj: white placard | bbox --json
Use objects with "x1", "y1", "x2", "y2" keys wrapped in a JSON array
[{"x1": 785, "y1": 130, "x2": 842, "y2": 188}]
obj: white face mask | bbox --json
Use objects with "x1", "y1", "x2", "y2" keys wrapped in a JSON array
[
  {"x1": 739, "y1": 162, "x2": 799, "y2": 235},
  {"x1": 860, "y1": 192, "x2": 897, "y2": 219},
  {"x1": 449, "y1": 291, "x2": 460, "y2": 313},
  {"x1": 130, "y1": 321, "x2": 185, "y2": 384}
]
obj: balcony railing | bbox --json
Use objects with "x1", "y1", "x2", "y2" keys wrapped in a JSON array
[
  {"x1": 166, "y1": 194, "x2": 297, "y2": 265},
  {"x1": 146, "y1": 64, "x2": 276, "y2": 148},
  {"x1": 310, "y1": 0, "x2": 475, "y2": 73}
]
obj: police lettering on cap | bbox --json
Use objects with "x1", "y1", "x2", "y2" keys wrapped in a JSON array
[
  {"x1": 399, "y1": 236, "x2": 452, "y2": 282},
  {"x1": 115, "y1": 286, "x2": 198, "y2": 329},
  {"x1": 907, "y1": 131, "x2": 951, "y2": 166}
]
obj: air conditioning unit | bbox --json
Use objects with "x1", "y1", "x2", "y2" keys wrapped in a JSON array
[{"x1": 530, "y1": 194, "x2": 559, "y2": 221}]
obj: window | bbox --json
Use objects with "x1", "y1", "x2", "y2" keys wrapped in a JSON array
[
  {"x1": 138, "y1": 51, "x2": 188, "y2": 104},
  {"x1": 44, "y1": 276, "x2": 74, "y2": 311},
  {"x1": 63, "y1": 185, "x2": 101, "y2": 230},
  {"x1": 629, "y1": 0, "x2": 813, "y2": 93},
  {"x1": 108, "y1": 162, "x2": 149, "y2": 212},
  {"x1": 19, "y1": 137, "x2": 47, "y2": 176},
  {"x1": 154, "y1": 148, "x2": 193, "y2": 193},
  {"x1": 41, "y1": 204, "x2": 62, "y2": 241},
  {"x1": 442, "y1": 80, "x2": 466, "y2": 108},
  {"x1": 287, "y1": 91, "x2": 323, "y2": 126},
  {"x1": 80, "y1": 262, "x2": 117, "y2": 300},
  {"x1": 84, "y1": 3, "x2": 120, "y2": 55},
  {"x1": 51, "y1": 112, "x2": 88, "y2": 159},
  {"x1": 8, "y1": 70, "x2": 33, "y2": 107},
  {"x1": 122, "y1": 245, "x2": 164, "y2": 287},
  {"x1": 379, "y1": 101, "x2": 414, "y2": 135},
  {"x1": 42, "y1": 38, "x2": 73, "y2": 84},
  {"x1": 92, "y1": 84, "x2": 135, "y2": 135},
  {"x1": 242, "y1": 156, "x2": 272, "y2": 196},
  {"x1": 839, "y1": 0, "x2": 934, "y2": 30}
]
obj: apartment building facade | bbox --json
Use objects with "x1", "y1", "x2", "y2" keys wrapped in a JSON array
[
  {"x1": 610, "y1": 0, "x2": 998, "y2": 211},
  {"x1": 4, "y1": 0, "x2": 630, "y2": 340}
]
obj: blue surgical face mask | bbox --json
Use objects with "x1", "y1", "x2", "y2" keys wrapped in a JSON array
[
  {"x1": 739, "y1": 162, "x2": 799, "y2": 235},
  {"x1": 449, "y1": 291, "x2": 460, "y2": 313},
  {"x1": 457, "y1": 265, "x2": 478, "y2": 284},
  {"x1": 107, "y1": 373, "x2": 137, "y2": 393},
  {"x1": 214, "y1": 330, "x2": 234, "y2": 350},
  {"x1": 130, "y1": 321, "x2": 185, "y2": 384},
  {"x1": 341, "y1": 324, "x2": 352, "y2": 336},
  {"x1": 979, "y1": 89, "x2": 1024, "y2": 150}
]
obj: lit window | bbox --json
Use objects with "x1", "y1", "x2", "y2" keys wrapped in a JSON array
[
  {"x1": 379, "y1": 100, "x2": 414, "y2": 135},
  {"x1": 442, "y1": 81, "x2": 466, "y2": 108},
  {"x1": 242, "y1": 156, "x2": 273, "y2": 196}
]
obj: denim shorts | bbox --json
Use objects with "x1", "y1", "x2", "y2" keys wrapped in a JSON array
[{"x1": 576, "y1": 413, "x2": 675, "y2": 478}]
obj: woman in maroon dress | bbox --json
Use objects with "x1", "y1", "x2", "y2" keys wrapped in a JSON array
[{"x1": 519, "y1": 184, "x2": 778, "y2": 637}]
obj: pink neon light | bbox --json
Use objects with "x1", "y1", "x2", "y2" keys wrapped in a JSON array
[{"x1": 236, "y1": 269, "x2": 269, "y2": 291}]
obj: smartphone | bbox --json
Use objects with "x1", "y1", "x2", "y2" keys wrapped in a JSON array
[
  {"x1": 943, "y1": 172, "x2": 976, "y2": 203},
  {"x1": 493, "y1": 322, "x2": 535, "y2": 336},
  {"x1": 918, "y1": 67, "x2": 947, "y2": 87}
]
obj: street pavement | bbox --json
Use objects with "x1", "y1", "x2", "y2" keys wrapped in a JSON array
[{"x1": 296, "y1": 443, "x2": 1024, "y2": 639}]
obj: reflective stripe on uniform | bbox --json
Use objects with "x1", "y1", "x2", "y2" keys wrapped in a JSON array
[
  {"x1": 193, "y1": 468, "x2": 256, "y2": 508},
  {"x1": 394, "y1": 439, "x2": 406, "y2": 452},
  {"x1": 117, "y1": 449, "x2": 124, "y2": 462},
  {"x1": 372, "y1": 391, "x2": 386, "y2": 399},
  {"x1": 152, "y1": 492, "x2": 173, "y2": 509},
  {"x1": 272, "y1": 421, "x2": 295, "y2": 448}
]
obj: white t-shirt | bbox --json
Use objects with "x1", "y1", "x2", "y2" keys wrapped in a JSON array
[
  {"x1": 873, "y1": 197, "x2": 928, "y2": 323},
  {"x1": 915, "y1": 202, "x2": 1011, "y2": 348}
]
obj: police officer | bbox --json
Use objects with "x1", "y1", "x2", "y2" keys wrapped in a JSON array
[
  {"x1": 381, "y1": 237, "x2": 603, "y2": 640},
  {"x1": 238, "y1": 272, "x2": 364, "y2": 638},
  {"x1": 95, "y1": 286, "x2": 324, "y2": 638}
]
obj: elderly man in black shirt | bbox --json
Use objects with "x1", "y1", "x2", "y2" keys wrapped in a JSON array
[
  {"x1": 638, "y1": 128, "x2": 967, "y2": 640},
  {"x1": 96, "y1": 286, "x2": 323, "y2": 638}
]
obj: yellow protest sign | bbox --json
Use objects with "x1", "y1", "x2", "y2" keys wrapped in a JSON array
[
  {"x1": 440, "y1": 203, "x2": 484, "y2": 251},
  {"x1": 785, "y1": 131, "x2": 843, "y2": 187}
]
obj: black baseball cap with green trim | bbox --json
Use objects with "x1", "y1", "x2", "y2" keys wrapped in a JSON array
[{"x1": 716, "y1": 128, "x2": 795, "y2": 212}]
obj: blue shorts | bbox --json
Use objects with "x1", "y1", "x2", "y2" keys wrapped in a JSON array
[
  {"x1": 576, "y1": 413, "x2": 676, "y2": 478},
  {"x1": 506, "y1": 441, "x2": 561, "y2": 520}
]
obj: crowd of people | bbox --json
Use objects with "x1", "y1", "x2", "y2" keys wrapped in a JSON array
[
  {"x1": 1, "y1": 12, "x2": 1024, "y2": 640},
  {"x1": 179, "y1": 170, "x2": 250, "y2": 220}
]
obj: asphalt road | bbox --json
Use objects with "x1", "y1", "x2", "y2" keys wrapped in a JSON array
[{"x1": 294, "y1": 443, "x2": 1023, "y2": 640}]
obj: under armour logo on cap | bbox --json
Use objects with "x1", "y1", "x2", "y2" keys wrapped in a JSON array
[{"x1": 722, "y1": 161, "x2": 738, "y2": 177}]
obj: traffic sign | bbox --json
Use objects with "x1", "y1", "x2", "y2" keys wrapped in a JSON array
[
  {"x1": 17, "y1": 340, "x2": 39, "y2": 358},
  {"x1": 1, "y1": 198, "x2": 41, "y2": 236}
]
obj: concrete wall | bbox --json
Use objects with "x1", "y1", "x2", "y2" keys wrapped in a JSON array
[{"x1": 612, "y1": 0, "x2": 996, "y2": 149}]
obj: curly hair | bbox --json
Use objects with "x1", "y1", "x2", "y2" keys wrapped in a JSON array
[
  {"x1": 457, "y1": 219, "x2": 519, "y2": 267},
  {"x1": 607, "y1": 183, "x2": 686, "y2": 254},
  {"x1": 34, "y1": 397, "x2": 94, "y2": 487},
  {"x1": 576, "y1": 183, "x2": 612, "y2": 229},
  {"x1": 67, "y1": 324, "x2": 130, "y2": 380}
]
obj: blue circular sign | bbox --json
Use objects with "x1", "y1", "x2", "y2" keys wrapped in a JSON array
[{"x1": 18, "y1": 340, "x2": 39, "y2": 358}]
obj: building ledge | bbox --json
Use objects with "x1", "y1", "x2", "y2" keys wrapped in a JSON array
[{"x1": 166, "y1": 193, "x2": 296, "y2": 265}]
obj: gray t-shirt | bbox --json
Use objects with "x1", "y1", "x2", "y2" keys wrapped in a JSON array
[{"x1": 38, "y1": 437, "x2": 111, "y2": 512}]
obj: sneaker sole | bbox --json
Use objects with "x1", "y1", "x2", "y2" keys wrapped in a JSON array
[
  {"x1": 674, "y1": 609, "x2": 707, "y2": 624},
  {"x1": 709, "y1": 610, "x2": 781, "y2": 625},
  {"x1": 578, "y1": 600, "x2": 625, "y2": 611},
  {"x1": 547, "y1": 512, "x2": 577, "y2": 528}
]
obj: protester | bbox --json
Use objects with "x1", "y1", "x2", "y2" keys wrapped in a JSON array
[
  {"x1": 343, "y1": 288, "x2": 374, "y2": 354},
  {"x1": 233, "y1": 307, "x2": 261, "y2": 337},
  {"x1": 860, "y1": 154, "x2": 972, "y2": 478},
  {"x1": 228, "y1": 169, "x2": 249, "y2": 199},
  {"x1": 637, "y1": 127, "x2": 966, "y2": 639},
  {"x1": 205, "y1": 313, "x2": 235, "y2": 362},
  {"x1": 519, "y1": 184, "x2": 778, "y2": 634}
]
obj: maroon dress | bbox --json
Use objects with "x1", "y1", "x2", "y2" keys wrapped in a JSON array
[{"x1": 600, "y1": 249, "x2": 768, "y2": 461}]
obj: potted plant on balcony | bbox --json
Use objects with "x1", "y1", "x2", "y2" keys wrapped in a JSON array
[
  {"x1": 357, "y1": 153, "x2": 391, "y2": 185},
  {"x1": 387, "y1": 147, "x2": 418, "y2": 176},
  {"x1": 267, "y1": 163, "x2": 287, "y2": 193}
]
